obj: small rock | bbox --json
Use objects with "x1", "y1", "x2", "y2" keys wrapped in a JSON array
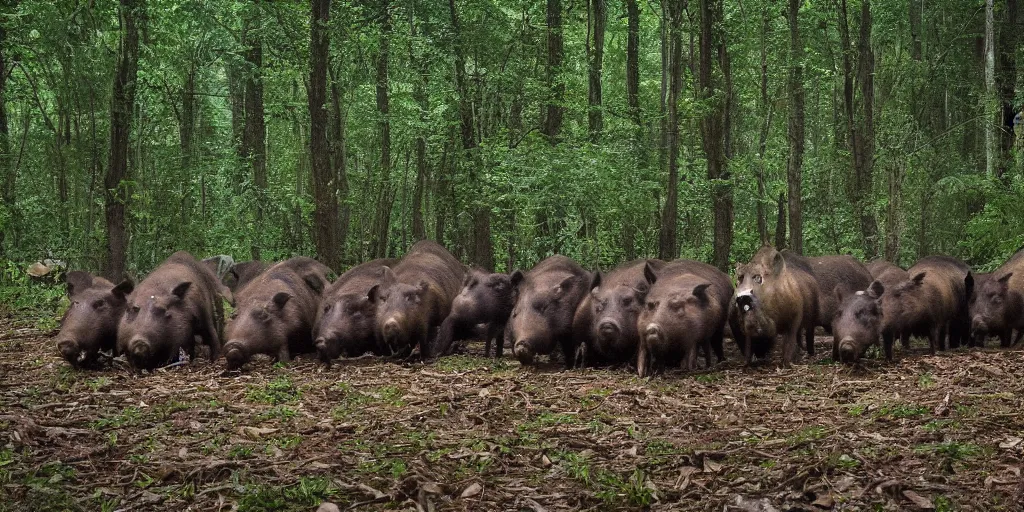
[
  {"x1": 316, "y1": 503, "x2": 341, "y2": 512},
  {"x1": 460, "y1": 482, "x2": 482, "y2": 498}
]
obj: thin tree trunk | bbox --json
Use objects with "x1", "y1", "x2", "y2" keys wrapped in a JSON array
[
  {"x1": 626, "y1": 0, "x2": 641, "y2": 129},
  {"x1": 658, "y1": 0, "x2": 683, "y2": 260},
  {"x1": 997, "y1": 0, "x2": 1018, "y2": 177},
  {"x1": 756, "y1": 7, "x2": 771, "y2": 246},
  {"x1": 543, "y1": 0, "x2": 564, "y2": 142},
  {"x1": 374, "y1": 1, "x2": 393, "y2": 258},
  {"x1": 909, "y1": 0, "x2": 922, "y2": 61},
  {"x1": 775, "y1": 193, "x2": 787, "y2": 249},
  {"x1": 856, "y1": 0, "x2": 878, "y2": 257},
  {"x1": 410, "y1": 10, "x2": 428, "y2": 242},
  {"x1": 105, "y1": 0, "x2": 143, "y2": 281},
  {"x1": 985, "y1": 0, "x2": 996, "y2": 177},
  {"x1": 699, "y1": 0, "x2": 731, "y2": 271},
  {"x1": 309, "y1": 0, "x2": 339, "y2": 271},
  {"x1": 242, "y1": 1, "x2": 267, "y2": 261},
  {"x1": 0, "y1": 19, "x2": 12, "y2": 253},
  {"x1": 586, "y1": 0, "x2": 606, "y2": 142},
  {"x1": 329, "y1": 67, "x2": 350, "y2": 262},
  {"x1": 787, "y1": 0, "x2": 804, "y2": 254}
]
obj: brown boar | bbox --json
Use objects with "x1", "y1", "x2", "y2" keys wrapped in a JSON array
[
  {"x1": 432, "y1": 267, "x2": 514, "y2": 358},
  {"x1": 734, "y1": 247, "x2": 818, "y2": 367},
  {"x1": 223, "y1": 257, "x2": 332, "y2": 369},
  {"x1": 313, "y1": 258, "x2": 397, "y2": 364},
  {"x1": 225, "y1": 260, "x2": 268, "y2": 293},
  {"x1": 878, "y1": 255, "x2": 973, "y2": 356},
  {"x1": 832, "y1": 281, "x2": 886, "y2": 363},
  {"x1": 117, "y1": 251, "x2": 230, "y2": 371},
  {"x1": 370, "y1": 241, "x2": 464, "y2": 358},
  {"x1": 636, "y1": 259, "x2": 733, "y2": 376},
  {"x1": 865, "y1": 259, "x2": 902, "y2": 279},
  {"x1": 784, "y1": 252, "x2": 873, "y2": 354},
  {"x1": 55, "y1": 272, "x2": 134, "y2": 368},
  {"x1": 507, "y1": 255, "x2": 590, "y2": 367},
  {"x1": 572, "y1": 259, "x2": 663, "y2": 367},
  {"x1": 970, "y1": 247, "x2": 1024, "y2": 348}
]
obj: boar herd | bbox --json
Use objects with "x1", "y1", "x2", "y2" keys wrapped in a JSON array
[{"x1": 52, "y1": 240, "x2": 1024, "y2": 375}]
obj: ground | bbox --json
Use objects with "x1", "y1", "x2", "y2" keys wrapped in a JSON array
[{"x1": 1, "y1": 323, "x2": 1022, "y2": 512}]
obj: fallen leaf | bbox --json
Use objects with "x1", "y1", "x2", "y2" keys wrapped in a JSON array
[
  {"x1": 240, "y1": 426, "x2": 278, "y2": 439},
  {"x1": 703, "y1": 459, "x2": 723, "y2": 473},
  {"x1": 811, "y1": 493, "x2": 834, "y2": 509},
  {"x1": 478, "y1": 388, "x2": 490, "y2": 398},
  {"x1": 833, "y1": 476, "x2": 856, "y2": 493},
  {"x1": 421, "y1": 482, "x2": 443, "y2": 494},
  {"x1": 999, "y1": 436, "x2": 1022, "y2": 449},
  {"x1": 316, "y1": 503, "x2": 340, "y2": 512},
  {"x1": 522, "y1": 498, "x2": 547, "y2": 512},
  {"x1": 902, "y1": 490, "x2": 934, "y2": 509},
  {"x1": 933, "y1": 392, "x2": 951, "y2": 416},
  {"x1": 541, "y1": 454, "x2": 552, "y2": 467},
  {"x1": 177, "y1": 447, "x2": 187, "y2": 458},
  {"x1": 460, "y1": 482, "x2": 482, "y2": 498}
]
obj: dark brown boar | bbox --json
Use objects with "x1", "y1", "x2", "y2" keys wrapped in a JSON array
[
  {"x1": 369, "y1": 241, "x2": 464, "y2": 358},
  {"x1": 432, "y1": 267, "x2": 514, "y2": 358},
  {"x1": 225, "y1": 260, "x2": 268, "y2": 292},
  {"x1": 784, "y1": 252, "x2": 872, "y2": 354},
  {"x1": 202, "y1": 255, "x2": 236, "y2": 282},
  {"x1": 507, "y1": 255, "x2": 590, "y2": 367},
  {"x1": 572, "y1": 259, "x2": 663, "y2": 367},
  {"x1": 865, "y1": 259, "x2": 902, "y2": 279},
  {"x1": 313, "y1": 258, "x2": 397, "y2": 364},
  {"x1": 117, "y1": 251, "x2": 230, "y2": 371},
  {"x1": 878, "y1": 255, "x2": 973, "y2": 356},
  {"x1": 223, "y1": 257, "x2": 332, "y2": 369},
  {"x1": 734, "y1": 247, "x2": 818, "y2": 367},
  {"x1": 832, "y1": 281, "x2": 886, "y2": 363},
  {"x1": 636, "y1": 259, "x2": 733, "y2": 376},
  {"x1": 970, "y1": 247, "x2": 1024, "y2": 348},
  {"x1": 55, "y1": 271, "x2": 134, "y2": 368}
]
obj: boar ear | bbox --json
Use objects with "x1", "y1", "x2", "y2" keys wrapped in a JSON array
[
  {"x1": 462, "y1": 266, "x2": 474, "y2": 287},
  {"x1": 112, "y1": 279, "x2": 134, "y2": 301},
  {"x1": 964, "y1": 271, "x2": 974, "y2": 299},
  {"x1": 171, "y1": 281, "x2": 192, "y2": 299},
  {"x1": 418, "y1": 280, "x2": 430, "y2": 293},
  {"x1": 65, "y1": 271, "x2": 94, "y2": 298},
  {"x1": 272, "y1": 292, "x2": 292, "y2": 308},
  {"x1": 833, "y1": 284, "x2": 850, "y2": 305},
  {"x1": 692, "y1": 283, "x2": 712, "y2": 304},
  {"x1": 554, "y1": 275, "x2": 578, "y2": 296},
  {"x1": 303, "y1": 274, "x2": 326, "y2": 295},
  {"x1": 380, "y1": 266, "x2": 396, "y2": 288},
  {"x1": 867, "y1": 280, "x2": 885, "y2": 299},
  {"x1": 367, "y1": 284, "x2": 382, "y2": 303},
  {"x1": 509, "y1": 270, "x2": 525, "y2": 289},
  {"x1": 910, "y1": 272, "x2": 927, "y2": 286},
  {"x1": 589, "y1": 272, "x2": 603, "y2": 293},
  {"x1": 771, "y1": 251, "x2": 785, "y2": 275},
  {"x1": 644, "y1": 261, "x2": 659, "y2": 285},
  {"x1": 998, "y1": 272, "x2": 1013, "y2": 287}
]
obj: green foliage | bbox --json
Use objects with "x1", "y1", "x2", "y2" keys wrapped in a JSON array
[{"x1": 246, "y1": 376, "x2": 302, "y2": 405}]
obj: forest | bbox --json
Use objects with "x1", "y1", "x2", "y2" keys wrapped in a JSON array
[{"x1": 0, "y1": 0, "x2": 1022, "y2": 281}]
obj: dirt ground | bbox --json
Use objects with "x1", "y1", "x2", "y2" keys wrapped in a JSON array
[{"x1": 1, "y1": 324, "x2": 1022, "y2": 512}]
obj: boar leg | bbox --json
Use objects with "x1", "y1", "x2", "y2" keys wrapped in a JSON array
[
  {"x1": 900, "y1": 331, "x2": 911, "y2": 350},
  {"x1": 197, "y1": 309, "x2": 222, "y2": 361},
  {"x1": 636, "y1": 339, "x2": 649, "y2": 378},
  {"x1": 999, "y1": 330, "x2": 1012, "y2": 348},
  {"x1": 710, "y1": 326, "x2": 725, "y2": 363},
  {"x1": 1012, "y1": 330, "x2": 1023, "y2": 346},
  {"x1": 805, "y1": 327, "x2": 815, "y2": 356},
  {"x1": 927, "y1": 325, "x2": 943, "y2": 355},
  {"x1": 781, "y1": 323, "x2": 800, "y2": 368},
  {"x1": 490, "y1": 322, "x2": 507, "y2": 358},
  {"x1": 684, "y1": 343, "x2": 697, "y2": 372},
  {"x1": 276, "y1": 344, "x2": 291, "y2": 363},
  {"x1": 882, "y1": 332, "x2": 895, "y2": 362}
]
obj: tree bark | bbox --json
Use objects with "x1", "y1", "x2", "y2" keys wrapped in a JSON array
[
  {"x1": 997, "y1": 0, "x2": 1018, "y2": 177},
  {"x1": 0, "y1": 19, "x2": 11, "y2": 253},
  {"x1": 410, "y1": 11, "x2": 429, "y2": 242},
  {"x1": 586, "y1": 0, "x2": 606, "y2": 142},
  {"x1": 909, "y1": 0, "x2": 922, "y2": 61},
  {"x1": 775, "y1": 193, "x2": 787, "y2": 250},
  {"x1": 242, "y1": 1, "x2": 267, "y2": 261},
  {"x1": 449, "y1": 0, "x2": 492, "y2": 269},
  {"x1": 699, "y1": 0, "x2": 732, "y2": 271},
  {"x1": 626, "y1": 0, "x2": 641, "y2": 127},
  {"x1": 329, "y1": 67, "x2": 350, "y2": 262},
  {"x1": 373, "y1": 1, "x2": 393, "y2": 258},
  {"x1": 105, "y1": 0, "x2": 142, "y2": 281},
  {"x1": 658, "y1": 0, "x2": 683, "y2": 260},
  {"x1": 855, "y1": 0, "x2": 878, "y2": 257},
  {"x1": 756, "y1": 7, "x2": 772, "y2": 246},
  {"x1": 543, "y1": 0, "x2": 564, "y2": 142},
  {"x1": 786, "y1": 0, "x2": 804, "y2": 255},
  {"x1": 309, "y1": 0, "x2": 340, "y2": 271},
  {"x1": 986, "y1": 0, "x2": 996, "y2": 177}
]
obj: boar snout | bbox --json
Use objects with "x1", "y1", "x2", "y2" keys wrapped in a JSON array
[{"x1": 513, "y1": 339, "x2": 535, "y2": 365}]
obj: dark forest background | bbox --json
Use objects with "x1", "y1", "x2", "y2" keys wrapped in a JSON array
[{"x1": 1, "y1": 0, "x2": 1023, "y2": 282}]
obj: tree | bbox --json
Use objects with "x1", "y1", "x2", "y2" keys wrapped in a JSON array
[
  {"x1": 308, "y1": 0, "x2": 339, "y2": 271},
  {"x1": 105, "y1": 0, "x2": 143, "y2": 281},
  {"x1": 372, "y1": 0, "x2": 393, "y2": 258},
  {"x1": 586, "y1": 0, "x2": 606, "y2": 142},
  {"x1": 657, "y1": 0, "x2": 683, "y2": 261},
  {"x1": 0, "y1": 15, "x2": 12, "y2": 254},
  {"x1": 786, "y1": 0, "x2": 804, "y2": 255},
  {"x1": 241, "y1": 0, "x2": 267, "y2": 261},
  {"x1": 543, "y1": 0, "x2": 563, "y2": 142},
  {"x1": 699, "y1": 0, "x2": 733, "y2": 271}
]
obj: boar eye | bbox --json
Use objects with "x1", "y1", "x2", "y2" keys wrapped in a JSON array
[
  {"x1": 622, "y1": 297, "x2": 633, "y2": 307},
  {"x1": 92, "y1": 299, "x2": 105, "y2": 309},
  {"x1": 753, "y1": 275, "x2": 763, "y2": 284},
  {"x1": 323, "y1": 304, "x2": 331, "y2": 313},
  {"x1": 646, "y1": 302, "x2": 657, "y2": 311},
  {"x1": 130, "y1": 306, "x2": 140, "y2": 314}
]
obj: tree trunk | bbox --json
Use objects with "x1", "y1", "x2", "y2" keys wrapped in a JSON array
[
  {"x1": 775, "y1": 193, "x2": 787, "y2": 250},
  {"x1": 856, "y1": 0, "x2": 878, "y2": 257},
  {"x1": 242, "y1": 1, "x2": 267, "y2": 261},
  {"x1": 374, "y1": 2, "x2": 393, "y2": 258},
  {"x1": 410, "y1": 13, "x2": 429, "y2": 242},
  {"x1": 105, "y1": 0, "x2": 142, "y2": 281},
  {"x1": 699, "y1": 0, "x2": 732, "y2": 271},
  {"x1": 329, "y1": 67, "x2": 350, "y2": 262},
  {"x1": 449, "y1": 0, "x2": 492, "y2": 269},
  {"x1": 309, "y1": 0, "x2": 340, "y2": 271},
  {"x1": 756, "y1": 7, "x2": 772, "y2": 246},
  {"x1": 0, "y1": 19, "x2": 11, "y2": 253},
  {"x1": 986, "y1": 0, "x2": 996, "y2": 177},
  {"x1": 626, "y1": 0, "x2": 640, "y2": 128},
  {"x1": 786, "y1": 0, "x2": 804, "y2": 254},
  {"x1": 543, "y1": 0, "x2": 564, "y2": 142},
  {"x1": 658, "y1": 0, "x2": 683, "y2": 260},
  {"x1": 997, "y1": 0, "x2": 1018, "y2": 177},
  {"x1": 586, "y1": 0, "x2": 606, "y2": 142},
  {"x1": 909, "y1": 0, "x2": 922, "y2": 61}
]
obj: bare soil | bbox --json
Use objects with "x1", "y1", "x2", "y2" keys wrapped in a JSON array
[{"x1": 1, "y1": 324, "x2": 1022, "y2": 511}]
